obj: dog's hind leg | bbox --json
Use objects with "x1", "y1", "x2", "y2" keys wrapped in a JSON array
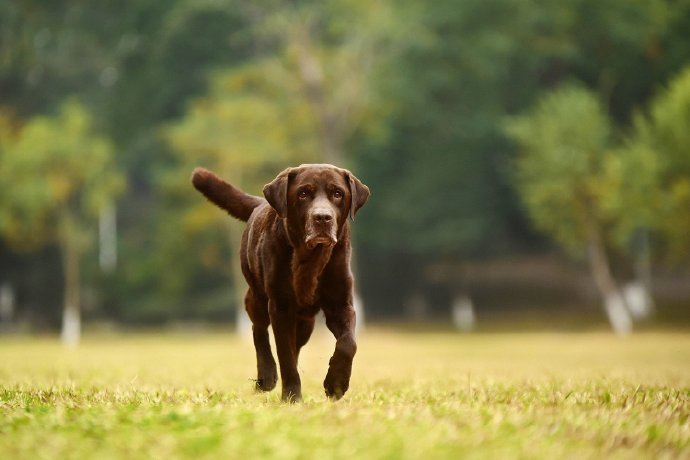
[{"x1": 245, "y1": 290, "x2": 277, "y2": 392}]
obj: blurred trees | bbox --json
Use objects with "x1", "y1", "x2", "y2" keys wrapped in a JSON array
[
  {"x1": 0, "y1": 101, "x2": 124, "y2": 344},
  {"x1": 507, "y1": 66, "x2": 690, "y2": 333},
  {"x1": 506, "y1": 86, "x2": 635, "y2": 334},
  {"x1": 623, "y1": 67, "x2": 690, "y2": 260},
  {"x1": 350, "y1": 0, "x2": 682, "y2": 316},
  {"x1": 1, "y1": 0, "x2": 690, "y2": 331},
  {"x1": 163, "y1": 65, "x2": 321, "y2": 326},
  {"x1": 1, "y1": 0, "x2": 255, "y2": 323}
]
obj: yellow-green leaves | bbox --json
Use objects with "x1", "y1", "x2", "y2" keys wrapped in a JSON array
[
  {"x1": 624, "y1": 66, "x2": 690, "y2": 259},
  {"x1": 0, "y1": 100, "x2": 125, "y2": 251},
  {"x1": 506, "y1": 68, "x2": 690, "y2": 262},
  {"x1": 505, "y1": 85, "x2": 612, "y2": 253}
]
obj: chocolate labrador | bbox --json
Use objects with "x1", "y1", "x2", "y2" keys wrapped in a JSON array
[{"x1": 191, "y1": 164, "x2": 370, "y2": 401}]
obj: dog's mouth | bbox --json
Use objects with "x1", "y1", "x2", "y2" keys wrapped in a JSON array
[{"x1": 305, "y1": 235, "x2": 337, "y2": 250}]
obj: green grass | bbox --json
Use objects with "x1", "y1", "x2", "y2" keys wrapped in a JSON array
[{"x1": 1, "y1": 328, "x2": 688, "y2": 459}]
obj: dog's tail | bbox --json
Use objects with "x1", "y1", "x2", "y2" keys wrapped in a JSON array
[{"x1": 191, "y1": 167, "x2": 264, "y2": 222}]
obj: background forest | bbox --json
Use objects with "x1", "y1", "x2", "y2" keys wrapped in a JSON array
[{"x1": 1, "y1": 0, "x2": 690, "y2": 337}]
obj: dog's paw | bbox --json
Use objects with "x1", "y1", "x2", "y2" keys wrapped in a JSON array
[
  {"x1": 281, "y1": 385, "x2": 302, "y2": 403},
  {"x1": 323, "y1": 370, "x2": 350, "y2": 400},
  {"x1": 255, "y1": 367, "x2": 278, "y2": 392}
]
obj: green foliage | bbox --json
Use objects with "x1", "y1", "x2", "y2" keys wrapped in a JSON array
[
  {"x1": 354, "y1": 0, "x2": 530, "y2": 258},
  {"x1": 506, "y1": 85, "x2": 613, "y2": 253},
  {"x1": 599, "y1": 143, "x2": 663, "y2": 250},
  {"x1": 1, "y1": 331, "x2": 688, "y2": 458},
  {"x1": 165, "y1": 63, "x2": 320, "y2": 180},
  {"x1": 354, "y1": 0, "x2": 677, "y2": 258},
  {"x1": 0, "y1": 100, "x2": 124, "y2": 251},
  {"x1": 235, "y1": 0, "x2": 401, "y2": 165},
  {"x1": 624, "y1": 66, "x2": 690, "y2": 258},
  {"x1": 506, "y1": 65, "x2": 690, "y2": 266},
  {"x1": 91, "y1": 0, "x2": 254, "y2": 321}
]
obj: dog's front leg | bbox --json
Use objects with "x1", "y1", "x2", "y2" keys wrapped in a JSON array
[
  {"x1": 269, "y1": 303, "x2": 301, "y2": 402},
  {"x1": 323, "y1": 304, "x2": 357, "y2": 400}
]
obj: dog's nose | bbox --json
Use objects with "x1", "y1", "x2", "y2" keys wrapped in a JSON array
[{"x1": 312, "y1": 210, "x2": 333, "y2": 223}]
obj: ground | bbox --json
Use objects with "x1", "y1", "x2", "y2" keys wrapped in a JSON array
[{"x1": 0, "y1": 327, "x2": 688, "y2": 459}]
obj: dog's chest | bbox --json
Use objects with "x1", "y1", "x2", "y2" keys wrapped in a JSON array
[{"x1": 290, "y1": 248, "x2": 332, "y2": 311}]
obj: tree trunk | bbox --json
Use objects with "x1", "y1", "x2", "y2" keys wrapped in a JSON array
[
  {"x1": 61, "y1": 235, "x2": 81, "y2": 346},
  {"x1": 626, "y1": 228, "x2": 654, "y2": 320},
  {"x1": 294, "y1": 26, "x2": 341, "y2": 164},
  {"x1": 452, "y1": 294, "x2": 476, "y2": 332},
  {"x1": 98, "y1": 202, "x2": 117, "y2": 273},
  {"x1": 585, "y1": 215, "x2": 632, "y2": 335}
]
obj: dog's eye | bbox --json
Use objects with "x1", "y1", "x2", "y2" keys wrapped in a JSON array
[
  {"x1": 298, "y1": 190, "x2": 309, "y2": 200},
  {"x1": 333, "y1": 190, "x2": 343, "y2": 200}
]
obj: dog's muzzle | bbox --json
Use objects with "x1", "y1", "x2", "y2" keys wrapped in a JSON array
[{"x1": 305, "y1": 207, "x2": 337, "y2": 249}]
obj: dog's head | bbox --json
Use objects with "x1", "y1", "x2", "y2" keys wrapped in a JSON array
[{"x1": 263, "y1": 164, "x2": 370, "y2": 249}]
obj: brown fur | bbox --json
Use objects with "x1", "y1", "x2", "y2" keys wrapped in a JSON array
[{"x1": 192, "y1": 164, "x2": 370, "y2": 401}]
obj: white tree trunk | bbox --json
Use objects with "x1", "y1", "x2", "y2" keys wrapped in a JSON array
[
  {"x1": 61, "y1": 232, "x2": 82, "y2": 347},
  {"x1": 236, "y1": 300, "x2": 252, "y2": 341},
  {"x1": 452, "y1": 295, "x2": 476, "y2": 332},
  {"x1": 622, "y1": 281, "x2": 654, "y2": 320},
  {"x1": 61, "y1": 304, "x2": 81, "y2": 347},
  {"x1": 586, "y1": 216, "x2": 633, "y2": 335},
  {"x1": 626, "y1": 228, "x2": 654, "y2": 320},
  {"x1": 603, "y1": 291, "x2": 633, "y2": 336},
  {"x1": 353, "y1": 289, "x2": 365, "y2": 336}
]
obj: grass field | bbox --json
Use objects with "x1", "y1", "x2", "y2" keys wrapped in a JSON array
[{"x1": 1, "y1": 327, "x2": 688, "y2": 459}]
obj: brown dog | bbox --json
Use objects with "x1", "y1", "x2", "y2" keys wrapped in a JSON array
[{"x1": 191, "y1": 164, "x2": 370, "y2": 401}]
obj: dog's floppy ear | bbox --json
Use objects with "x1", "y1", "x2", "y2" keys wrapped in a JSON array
[
  {"x1": 345, "y1": 170, "x2": 370, "y2": 221},
  {"x1": 263, "y1": 167, "x2": 294, "y2": 218}
]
